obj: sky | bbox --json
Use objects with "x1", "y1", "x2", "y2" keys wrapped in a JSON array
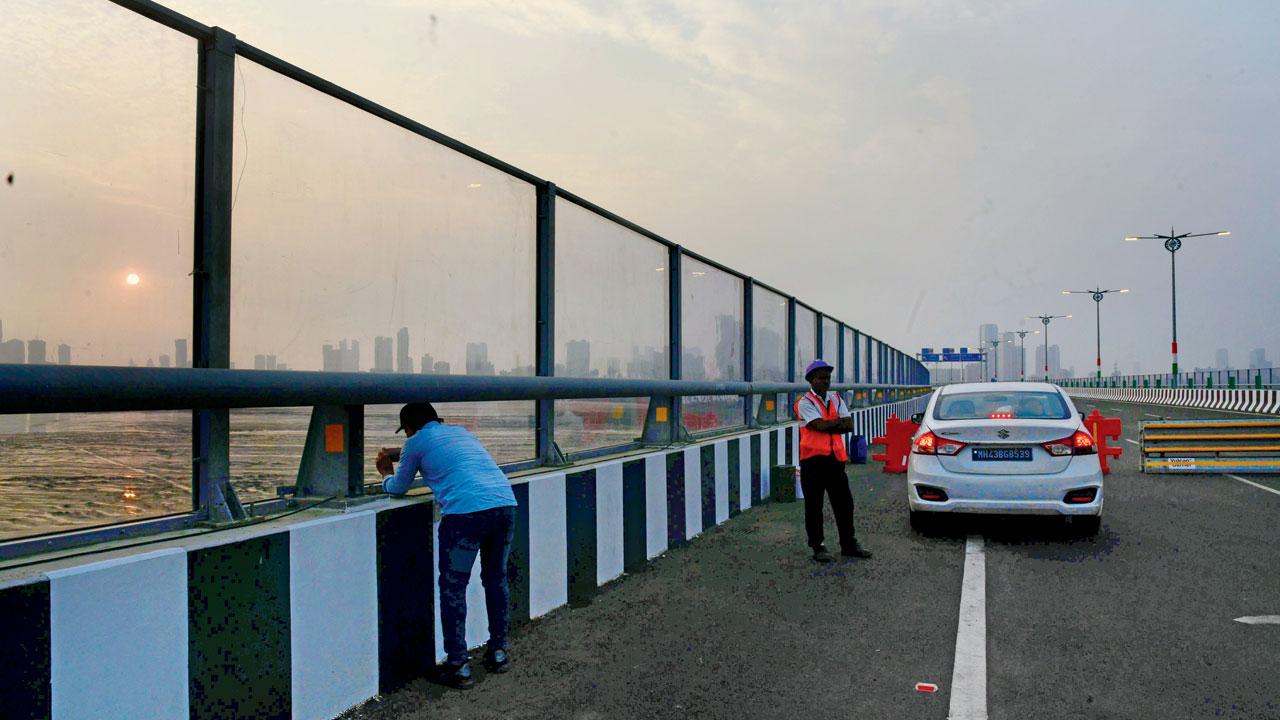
[{"x1": 2, "y1": 0, "x2": 1278, "y2": 376}]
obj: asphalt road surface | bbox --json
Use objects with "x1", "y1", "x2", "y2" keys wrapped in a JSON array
[{"x1": 343, "y1": 399, "x2": 1280, "y2": 720}]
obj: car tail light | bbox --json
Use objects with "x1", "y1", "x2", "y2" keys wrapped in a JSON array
[
  {"x1": 1064, "y1": 488, "x2": 1097, "y2": 503},
  {"x1": 1042, "y1": 430, "x2": 1097, "y2": 456},
  {"x1": 913, "y1": 431, "x2": 966, "y2": 456},
  {"x1": 988, "y1": 412, "x2": 1014, "y2": 419}
]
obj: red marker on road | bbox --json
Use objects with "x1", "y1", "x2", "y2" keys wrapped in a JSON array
[{"x1": 915, "y1": 682, "x2": 938, "y2": 693}]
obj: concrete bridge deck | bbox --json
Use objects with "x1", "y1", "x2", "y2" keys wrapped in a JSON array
[{"x1": 342, "y1": 399, "x2": 1280, "y2": 720}]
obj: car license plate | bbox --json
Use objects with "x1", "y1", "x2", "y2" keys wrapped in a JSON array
[{"x1": 972, "y1": 447, "x2": 1032, "y2": 462}]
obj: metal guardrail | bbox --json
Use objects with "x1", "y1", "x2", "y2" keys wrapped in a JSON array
[
  {"x1": 1139, "y1": 419, "x2": 1280, "y2": 474},
  {"x1": 0, "y1": 363, "x2": 930, "y2": 559},
  {"x1": 1065, "y1": 367, "x2": 1277, "y2": 390}
]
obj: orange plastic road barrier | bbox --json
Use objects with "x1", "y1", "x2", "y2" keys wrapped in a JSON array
[
  {"x1": 1084, "y1": 409, "x2": 1122, "y2": 475},
  {"x1": 871, "y1": 413, "x2": 920, "y2": 473}
]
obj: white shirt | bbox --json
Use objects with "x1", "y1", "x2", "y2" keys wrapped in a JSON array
[{"x1": 796, "y1": 391, "x2": 851, "y2": 424}]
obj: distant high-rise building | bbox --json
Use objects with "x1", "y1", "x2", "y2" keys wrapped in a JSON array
[
  {"x1": 254, "y1": 354, "x2": 267, "y2": 370},
  {"x1": 0, "y1": 319, "x2": 4, "y2": 343},
  {"x1": 176, "y1": 339, "x2": 188, "y2": 369},
  {"x1": 1, "y1": 338, "x2": 26, "y2": 364},
  {"x1": 1048, "y1": 344, "x2": 1062, "y2": 379},
  {"x1": 57, "y1": 343, "x2": 71, "y2": 365},
  {"x1": 466, "y1": 342, "x2": 495, "y2": 376},
  {"x1": 1215, "y1": 348, "x2": 1229, "y2": 371},
  {"x1": 566, "y1": 340, "x2": 591, "y2": 376},
  {"x1": 1249, "y1": 348, "x2": 1272, "y2": 369},
  {"x1": 322, "y1": 344, "x2": 340, "y2": 372},
  {"x1": 714, "y1": 315, "x2": 741, "y2": 378},
  {"x1": 343, "y1": 339, "x2": 360, "y2": 372},
  {"x1": 146, "y1": 357, "x2": 155, "y2": 367},
  {"x1": 979, "y1": 323, "x2": 999, "y2": 346},
  {"x1": 606, "y1": 358, "x2": 622, "y2": 379},
  {"x1": 159, "y1": 354, "x2": 171, "y2": 368},
  {"x1": 373, "y1": 336, "x2": 394, "y2": 372},
  {"x1": 433, "y1": 360, "x2": 451, "y2": 375},
  {"x1": 420, "y1": 354, "x2": 435, "y2": 374},
  {"x1": 396, "y1": 327, "x2": 412, "y2": 374},
  {"x1": 266, "y1": 355, "x2": 277, "y2": 371},
  {"x1": 27, "y1": 339, "x2": 47, "y2": 364},
  {"x1": 999, "y1": 332, "x2": 1018, "y2": 381}
]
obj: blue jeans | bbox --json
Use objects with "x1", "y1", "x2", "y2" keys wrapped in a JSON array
[{"x1": 437, "y1": 506, "x2": 515, "y2": 665}]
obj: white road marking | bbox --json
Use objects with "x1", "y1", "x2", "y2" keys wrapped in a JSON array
[
  {"x1": 1234, "y1": 616, "x2": 1280, "y2": 625},
  {"x1": 1144, "y1": 413, "x2": 1164, "y2": 418},
  {"x1": 949, "y1": 535, "x2": 987, "y2": 720},
  {"x1": 1226, "y1": 474, "x2": 1280, "y2": 498},
  {"x1": 1126, "y1": 439, "x2": 1139, "y2": 446}
]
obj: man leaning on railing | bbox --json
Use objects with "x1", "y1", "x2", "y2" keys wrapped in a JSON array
[{"x1": 376, "y1": 402, "x2": 518, "y2": 690}]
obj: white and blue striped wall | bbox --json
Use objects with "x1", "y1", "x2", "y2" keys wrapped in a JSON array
[{"x1": 1066, "y1": 387, "x2": 1280, "y2": 415}]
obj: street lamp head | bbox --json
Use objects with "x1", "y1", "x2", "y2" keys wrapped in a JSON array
[
  {"x1": 1124, "y1": 236, "x2": 1139, "y2": 242},
  {"x1": 1119, "y1": 288, "x2": 1130, "y2": 293},
  {"x1": 1061, "y1": 290, "x2": 1071, "y2": 295},
  {"x1": 1217, "y1": 231, "x2": 1231, "y2": 236}
]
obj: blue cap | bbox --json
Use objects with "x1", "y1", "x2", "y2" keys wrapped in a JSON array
[{"x1": 804, "y1": 359, "x2": 834, "y2": 380}]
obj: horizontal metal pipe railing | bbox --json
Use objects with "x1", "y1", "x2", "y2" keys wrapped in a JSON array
[{"x1": 0, "y1": 365, "x2": 926, "y2": 415}]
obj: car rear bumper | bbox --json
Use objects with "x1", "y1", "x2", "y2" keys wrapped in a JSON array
[{"x1": 907, "y1": 454, "x2": 1103, "y2": 516}]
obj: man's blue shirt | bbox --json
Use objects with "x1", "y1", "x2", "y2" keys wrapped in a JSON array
[{"x1": 383, "y1": 421, "x2": 517, "y2": 515}]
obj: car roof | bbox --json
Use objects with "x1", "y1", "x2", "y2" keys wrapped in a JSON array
[{"x1": 936, "y1": 382, "x2": 1061, "y2": 395}]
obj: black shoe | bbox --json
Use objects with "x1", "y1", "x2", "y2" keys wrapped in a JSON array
[
  {"x1": 436, "y1": 660, "x2": 475, "y2": 689},
  {"x1": 842, "y1": 541, "x2": 872, "y2": 559},
  {"x1": 812, "y1": 545, "x2": 833, "y2": 563},
  {"x1": 484, "y1": 648, "x2": 511, "y2": 674}
]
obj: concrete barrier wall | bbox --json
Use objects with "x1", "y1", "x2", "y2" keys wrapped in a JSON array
[
  {"x1": 1065, "y1": 387, "x2": 1280, "y2": 415},
  {"x1": 0, "y1": 398, "x2": 921, "y2": 720}
]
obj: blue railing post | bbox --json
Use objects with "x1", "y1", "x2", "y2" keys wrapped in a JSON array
[
  {"x1": 787, "y1": 297, "x2": 797, "y2": 415},
  {"x1": 192, "y1": 26, "x2": 241, "y2": 522},
  {"x1": 667, "y1": 246, "x2": 684, "y2": 439},
  {"x1": 535, "y1": 181, "x2": 564, "y2": 464},
  {"x1": 836, "y1": 322, "x2": 845, "y2": 383},
  {"x1": 743, "y1": 279, "x2": 754, "y2": 427}
]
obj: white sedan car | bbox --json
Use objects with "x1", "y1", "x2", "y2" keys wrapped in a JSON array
[{"x1": 907, "y1": 382, "x2": 1103, "y2": 535}]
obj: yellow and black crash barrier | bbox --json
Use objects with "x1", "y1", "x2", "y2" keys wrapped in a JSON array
[{"x1": 1140, "y1": 419, "x2": 1280, "y2": 474}]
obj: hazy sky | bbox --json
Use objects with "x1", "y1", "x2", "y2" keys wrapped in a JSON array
[{"x1": 3, "y1": 0, "x2": 1278, "y2": 375}]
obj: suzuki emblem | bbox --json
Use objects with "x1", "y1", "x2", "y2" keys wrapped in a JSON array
[{"x1": 997, "y1": 428, "x2": 1011, "y2": 439}]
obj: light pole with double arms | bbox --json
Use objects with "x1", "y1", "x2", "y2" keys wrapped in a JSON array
[
  {"x1": 1015, "y1": 329, "x2": 1038, "y2": 381},
  {"x1": 1062, "y1": 288, "x2": 1129, "y2": 380},
  {"x1": 987, "y1": 339, "x2": 1001, "y2": 381},
  {"x1": 1026, "y1": 315, "x2": 1070, "y2": 382},
  {"x1": 1124, "y1": 228, "x2": 1230, "y2": 380}
]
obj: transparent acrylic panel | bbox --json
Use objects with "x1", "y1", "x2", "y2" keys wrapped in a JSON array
[
  {"x1": 0, "y1": 4, "x2": 197, "y2": 538},
  {"x1": 821, "y1": 316, "x2": 839, "y2": 366},
  {"x1": 843, "y1": 328, "x2": 855, "y2": 384},
  {"x1": 681, "y1": 256, "x2": 744, "y2": 433},
  {"x1": 751, "y1": 285, "x2": 789, "y2": 421},
  {"x1": 794, "y1": 307, "x2": 817, "y2": 379},
  {"x1": 0, "y1": 2, "x2": 196, "y2": 367},
  {"x1": 554, "y1": 199, "x2": 667, "y2": 453},
  {"x1": 0, "y1": 412, "x2": 190, "y2": 540},
  {"x1": 228, "y1": 60, "x2": 537, "y2": 470}
]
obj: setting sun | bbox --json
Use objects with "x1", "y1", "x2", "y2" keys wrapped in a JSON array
[{"x1": 126, "y1": 273, "x2": 140, "y2": 286}]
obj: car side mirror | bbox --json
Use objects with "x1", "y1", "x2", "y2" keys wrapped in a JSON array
[
  {"x1": 1079, "y1": 411, "x2": 1086, "y2": 422},
  {"x1": 910, "y1": 412, "x2": 924, "y2": 425}
]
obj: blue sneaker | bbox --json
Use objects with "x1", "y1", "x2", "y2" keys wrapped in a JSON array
[
  {"x1": 437, "y1": 660, "x2": 475, "y2": 689},
  {"x1": 484, "y1": 648, "x2": 511, "y2": 674}
]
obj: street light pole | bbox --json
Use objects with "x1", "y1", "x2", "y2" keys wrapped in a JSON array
[
  {"x1": 1125, "y1": 228, "x2": 1230, "y2": 381},
  {"x1": 988, "y1": 339, "x2": 1000, "y2": 381},
  {"x1": 1015, "y1": 329, "x2": 1038, "y2": 381},
  {"x1": 1026, "y1": 314, "x2": 1070, "y2": 382},
  {"x1": 1062, "y1": 287, "x2": 1129, "y2": 380}
]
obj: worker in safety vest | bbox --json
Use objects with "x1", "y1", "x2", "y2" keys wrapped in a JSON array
[{"x1": 794, "y1": 359, "x2": 872, "y2": 562}]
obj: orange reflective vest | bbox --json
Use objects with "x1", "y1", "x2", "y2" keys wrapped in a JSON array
[{"x1": 794, "y1": 392, "x2": 849, "y2": 462}]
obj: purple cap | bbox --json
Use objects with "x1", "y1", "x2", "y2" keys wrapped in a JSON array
[{"x1": 804, "y1": 359, "x2": 834, "y2": 380}]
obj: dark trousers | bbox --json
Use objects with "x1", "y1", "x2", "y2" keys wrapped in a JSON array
[
  {"x1": 437, "y1": 506, "x2": 516, "y2": 665},
  {"x1": 798, "y1": 454, "x2": 857, "y2": 552}
]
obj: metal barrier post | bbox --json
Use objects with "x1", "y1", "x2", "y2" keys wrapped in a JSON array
[
  {"x1": 535, "y1": 182, "x2": 565, "y2": 465},
  {"x1": 192, "y1": 27, "x2": 241, "y2": 522},
  {"x1": 668, "y1": 246, "x2": 684, "y2": 435},
  {"x1": 743, "y1": 280, "x2": 755, "y2": 427}
]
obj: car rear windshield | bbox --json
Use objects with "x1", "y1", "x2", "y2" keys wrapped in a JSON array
[{"x1": 934, "y1": 391, "x2": 1070, "y2": 420}]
